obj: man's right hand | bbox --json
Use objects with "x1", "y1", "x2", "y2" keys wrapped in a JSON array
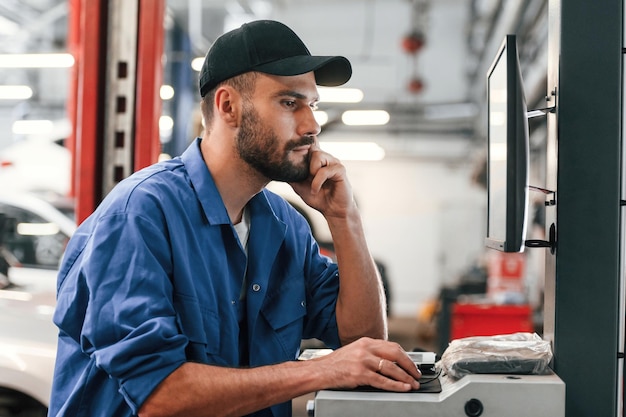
[
  {"x1": 139, "y1": 338, "x2": 422, "y2": 417},
  {"x1": 312, "y1": 337, "x2": 422, "y2": 392}
]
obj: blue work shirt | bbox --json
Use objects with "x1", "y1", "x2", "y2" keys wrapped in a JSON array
[{"x1": 49, "y1": 138, "x2": 341, "y2": 417}]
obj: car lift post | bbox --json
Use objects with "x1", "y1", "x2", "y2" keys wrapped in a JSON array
[{"x1": 67, "y1": 0, "x2": 165, "y2": 224}]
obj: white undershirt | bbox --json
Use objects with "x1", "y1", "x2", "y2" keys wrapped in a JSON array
[
  {"x1": 233, "y1": 208, "x2": 250, "y2": 252},
  {"x1": 233, "y1": 208, "x2": 250, "y2": 301}
]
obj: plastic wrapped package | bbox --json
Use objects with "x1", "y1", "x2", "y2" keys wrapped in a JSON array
[{"x1": 440, "y1": 332, "x2": 553, "y2": 379}]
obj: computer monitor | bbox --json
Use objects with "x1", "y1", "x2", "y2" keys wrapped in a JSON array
[{"x1": 485, "y1": 34, "x2": 529, "y2": 253}]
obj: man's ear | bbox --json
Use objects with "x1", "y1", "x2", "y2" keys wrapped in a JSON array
[{"x1": 214, "y1": 86, "x2": 240, "y2": 128}]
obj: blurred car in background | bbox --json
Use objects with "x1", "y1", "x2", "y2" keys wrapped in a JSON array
[
  {"x1": 0, "y1": 120, "x2": 72, "y2": 197},
  {"x1": 0, "y1": 191, "x2": 75, "y2": 416},
  {"x1": 0, "y1": 191, "x2": 75, "y2": 285},
  {"x1": 0, "y1": 279, "x2": 57, "y2": 417}
]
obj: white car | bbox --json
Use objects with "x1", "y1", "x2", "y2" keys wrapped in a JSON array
[
  {"x1": 0, "y1": 281, "x2": 57, "y2": 417},
  {"x1": 0, "y1": 191, "x2": 76, "y2": 416},
  {"x1": 0, "y1": 123, "x2": 72, "y2": 197},
  {"x1": 0, "y1": 191, "x2": 75, "y2": 273}
]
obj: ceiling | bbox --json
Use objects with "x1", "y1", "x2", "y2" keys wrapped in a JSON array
[
  {"x1": 0, "y1": 0, "x2": 549, "y2": 158},
  {"x1": 166, "y1": 0, "x2": 481, "y2": 139}
]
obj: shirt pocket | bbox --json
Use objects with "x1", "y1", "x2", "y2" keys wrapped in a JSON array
[
  {"x1": 173, "y1": 293, "x2": 221, "y2": 361},
  {"x1": 260, "y1": 277, "x2": 307, "y2": 356}
]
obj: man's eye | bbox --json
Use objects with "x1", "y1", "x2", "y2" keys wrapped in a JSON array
[{"x1": 283, "y1": 100, "x2": 296, "y2": 107}]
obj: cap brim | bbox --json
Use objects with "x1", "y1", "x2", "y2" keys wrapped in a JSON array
[{"x1": 254, "y1": 55, "x2": 352, "y2": 87}]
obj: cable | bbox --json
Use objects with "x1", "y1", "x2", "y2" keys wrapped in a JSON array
[{"x1": 419, "y1": 367, "x2": 442, "y2": 385}]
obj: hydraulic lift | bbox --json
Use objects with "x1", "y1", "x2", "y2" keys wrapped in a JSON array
[{"x1": 66, "y1": 0, "x2": 164, "y2": 223}]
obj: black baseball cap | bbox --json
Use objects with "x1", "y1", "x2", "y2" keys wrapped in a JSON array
[{"x1": 199, "y1": 20, "x2": 352, "y2": 97}]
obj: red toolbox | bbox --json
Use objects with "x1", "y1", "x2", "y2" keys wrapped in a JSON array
[{"x1": 450, "y1": 303, "x2": 533, "y2": 340}]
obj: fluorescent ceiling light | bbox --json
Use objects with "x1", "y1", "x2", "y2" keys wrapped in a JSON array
[
  {"x1": 12, "y1": 120, "x2": 54, "y2": 135},
  {"x1": 320, "y1": 141, "x2": 385, "y2": 161},
  {"x1": 341, "y1": 110, "x2": 390, "y2": 126},
  {"x1": 17, "y1": 222, "x2": 60, "y2": 236},
  {"x1": 191, "y1": 57, "x2": 204, "y2": 72},
  {"x1": 0, "y1": 15, "x2": 19, "y2": 36},
  {"x1": 0, "y1": 53, "x2": 75, "y2": 68},
  {"x1": 313, "y1": 111, "x2": 328, "y2": 126},
  {"x1": 160, "y1": 85, "x2": 175, "y2": 100},
  {"x1": 317, "y1": 87, "x2": 363, "y2": 103},
  {"x1": 0, "y1": 291, "x2": 32, "y2": 302},
  {"x1": 0, "y1": 85, "x2": 33, "y2": 100},
  {"x1": 159, "y1": 115, "x2": 174, "y2": 140},
  {"x1": 159, "y1": 115, "x2": 174, "y2": 131}
]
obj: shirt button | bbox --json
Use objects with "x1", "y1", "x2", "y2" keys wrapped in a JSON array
[
  {"x1": 231, "y1": 300, "x2": 236, "y2": 305},
  {"x1": 301, "y1": 301, "x2": 306, "y2": 307},
  {"x1": 252, "y1": 284, "x2": 261, "y2": 292}
]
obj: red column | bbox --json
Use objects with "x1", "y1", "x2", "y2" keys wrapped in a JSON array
[
  {"x1": 68, "y1": 0, "x2": 106, "y2": 224},
  {"x1": 135, "y1": 0, "x2": 165, "y2": 171},
  {"x1": 67, "y1": 0, "x2": 165, "y2": 224}
]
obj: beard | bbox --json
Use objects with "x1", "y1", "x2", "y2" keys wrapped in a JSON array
[{"x1": 235, "y1": 102, "x2": 314, "y2": 183}]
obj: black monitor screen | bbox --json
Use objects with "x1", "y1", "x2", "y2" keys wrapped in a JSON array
[{"x1": 485, "y1": 35, "x2": 529, "y2": 253}]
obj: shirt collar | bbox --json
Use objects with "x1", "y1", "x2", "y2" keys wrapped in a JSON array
[
  {"x1": 181, "y1": 138, "x2": 231, "y2": 225},
  {"x1": 180, "y1": 138, "x2": 280, "y2": 227}
]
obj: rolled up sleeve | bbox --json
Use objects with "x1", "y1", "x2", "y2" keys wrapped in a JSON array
[{"x1": 78, "y1": 211, "x2": 188, "y2": 412}]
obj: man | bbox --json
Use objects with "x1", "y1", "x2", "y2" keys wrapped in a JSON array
[{"x1": 50, "y1": 20, "x2": 421, "y2": 417}]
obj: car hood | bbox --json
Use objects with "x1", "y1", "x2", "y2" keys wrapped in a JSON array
[{"x1": 1, "y1": 267, "x2": 58, "y2": 343}]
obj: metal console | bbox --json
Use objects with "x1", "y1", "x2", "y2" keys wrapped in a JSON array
[{"x1": 313, "y1": 371, "x2": 565, "y2": 417}]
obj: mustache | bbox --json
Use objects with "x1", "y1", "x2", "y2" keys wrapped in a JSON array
[{"x1": 285, "y1": 136, "x2": 315, "y2": 151}]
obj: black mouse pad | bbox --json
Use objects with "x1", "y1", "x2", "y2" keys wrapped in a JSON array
[{"x1": 333, "y1": 376, "x2": 442, "y2": 394}]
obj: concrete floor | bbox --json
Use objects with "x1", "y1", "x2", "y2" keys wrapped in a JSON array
[{"x1": 292, "y1": 316, "x2": 434, "y2": 417}]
